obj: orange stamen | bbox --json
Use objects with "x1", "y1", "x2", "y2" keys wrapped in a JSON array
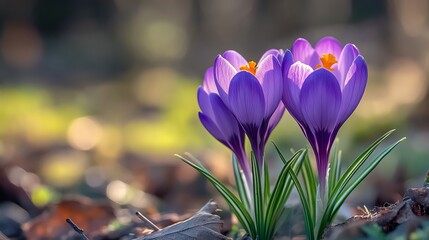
[
  {"x1": 315, "y1": 53, "x2": 337, "y2": 71},
  {"x1": 240, "y1": 61, "x2": 257, "y2": 75}
]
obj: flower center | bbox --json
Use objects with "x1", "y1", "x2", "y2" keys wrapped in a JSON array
[
  {"x1": 315, "y1": 53, "x2": 337, "y2": 71},
  {"x1": 239, "y1": 61, "x2": 257, "y2": 75}
]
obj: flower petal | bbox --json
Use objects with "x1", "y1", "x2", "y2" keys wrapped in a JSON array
[
  {"x1": 228, "y1": 71, "x2": 265, "y2": 127},
  {"x1": 314, "y1": 37, "x2": 343, "y2": 81},
  {"x1": 288, "y1": 61, "x2": 313, "y2": 89},
  {"x1": 256, "y1": 55, "x2": 283, "y2": 117},
  {"x1": 259, "y1": 49, "x2": 284, "y2": 63},
  {"x1": 203, "y1": 67, "x2": 218, "y2": 93},
  {"x1": 281, "y1": 50, "x2": 294, "y2": 79},
  {"x1": 222, "y1": 50, "x2": 248, "y2": 71},
  {"x1": 283, "y1": 61, "x2": 313, "y2": 122},
  {"x1": 214, "y1": 55, "x2": 238, "y2": 104},
  {"x1": 315, "y1": 36, "x2": 342, "y2": 59},
  {"x1": 291, "y1": 38, "x2": 319, "y2": 67},
  {"x1": 299, "y1": 68, "x2": 342, "y2": 132},
  {"x1": 210, "y1": 93, "x2": 242, "y2": 141},
  {"x1": 197, "y1": 86, "x2": 214, "y2": 119},
  {"x1": 337, "y1": 56, "x2": 368, "y2": 125},
  {"x1": 264, "y1": 102, "x2": 285, "y2": 143},
  {"x1": 199, "y1": 112, "x2": 227, "y2": 146},
  {"x1": 338, "y1": 43, "x2": 360, "y2": 87}
]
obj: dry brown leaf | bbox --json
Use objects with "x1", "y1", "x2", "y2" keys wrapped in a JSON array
[
  {"x1": 139, "y1": 201, "x2": 229, "y2": 240},
  {"x1": 325, "y1": 186, "x2": 429, "y2": 239},
  {"x1": 22, "y1": 196, "x2": 116, "y2": 239}
]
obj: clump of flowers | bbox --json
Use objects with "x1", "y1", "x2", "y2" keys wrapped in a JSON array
[
  {"x1": 178, "y1": 37, "x2": 404, "y2": 240},
  {"x1": 210, "y1": 50, "x2": 285, "y2": 168},
  {"x1": 181, "y1": 49, "x2": 304, "y2": 240},
  {"x1": 284, "y1": 37, "x2": 367, "y2": 192}
]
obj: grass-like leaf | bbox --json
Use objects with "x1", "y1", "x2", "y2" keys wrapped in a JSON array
[
  {"x1": 273, "y1": 207, "x2": 291, "y2": 236},
  {"x1": 328, "y1": 139, "x2": 341, "y2": 198},
  {"x1": 301, "y1": 153, "x2": 317, "y2": 222},
  {"x1": 176, "y1": 154, "x2": 257, "y2": 237},
  {"x1": 251, "y1": 153, "x2": 265, "y2": 239},
  {"x1": 329, "y1": 129, "x2": 396, "y2": 203},
  {"x1": 316, "y1": 132, "x2": 405, "y2": 239},
  {"x1": 333, "y1": 151, "x2": 342, "y2": 191},
  {"x1": 233, "y1": 155, "x2": 251, "y2": 210},
  {"x1": 265, "y1": 148, "x2": 307, "y2": 239},
  {"x1": 184, "y1": 152, "x2": 208, "y2": 170},
  {"x1": 327, "y1": 137, "x2": 406, "y2": 223},
  {"x1": 264, "y1": 163, "x2": 271, "y2": 206},
  {"x1": 289, "y1": 169, "x2": 315, "y2": 240}
]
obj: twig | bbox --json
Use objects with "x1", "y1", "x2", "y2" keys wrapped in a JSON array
[
  {"x1": 66, "y1": 218, "x2": 89, "y2": 240},
  {"x1": 135, "y1": 211, "x2": 160, "y2": 231}
]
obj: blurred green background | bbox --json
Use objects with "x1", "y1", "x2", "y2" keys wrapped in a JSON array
[{"x1": 0, "y1": 0, "x2": 428, "y2": 219}]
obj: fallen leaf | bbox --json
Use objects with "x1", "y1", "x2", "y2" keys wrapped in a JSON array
[
  {"x1": 324, "y1": 185, "x2": 429, "y2": 239},
  {"x1": 139, "y1": 201, "x2": 229, "y2": 240},
  {"x1": 22, "y1": 196, "x2": 116, "y2": 239}
]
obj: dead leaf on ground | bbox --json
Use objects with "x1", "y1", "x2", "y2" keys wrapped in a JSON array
[
  {"x1": 22, "y1": 196, "x2": 116, "y2": 239},
  {"x1": 325, "y1": 185, "x2": 429, "y2": 239},
  {"x1": 139, "y1": 201, "x2": 229, "y2": 240}
]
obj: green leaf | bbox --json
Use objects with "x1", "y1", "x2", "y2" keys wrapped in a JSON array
[
  {"x1": 333, "y1": 151, "x2": 342, "y2": 191},
  {"x1": 233, "y1": 155, "x2": 251, "y2": 211},
  {"x1": 264, "y1": 162, "x2": 271, "y2": 207},
  {"x1": 289, "y1": 168, "x2": 315, "y2": 240},
  {"x1": 176, "y1": 154, "x2": 257, "y2": 237},
  {"x1": 330, "y1": 129, "x2": 396, "y2": 203},
  {"x1": 251, "y1": 152, "x2": 265, "y2": 239},
  {"x1": 329, "y1": 137, "x2": 406, "y2": 221},
  {"x1": 265, "y1": 148, "x2": 307, "y2": 239},
  {"x1": 184, "y1": 152, "x2": 208, "y2": 170},
  {"x1": 273, "y1": 207, "x2": 291, "y2": 236},
  {"x1": 317, "y1": 133, "x2": 405, "y2": 239},
  {"x1": 301, "y1": 153, "x2": 317, "y2": 223},
  {"x1": 328, "y1": 139, "x2": 341, "y2": 198}
]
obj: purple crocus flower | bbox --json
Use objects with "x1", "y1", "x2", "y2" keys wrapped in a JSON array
[
  {"x1": 198, "y1": 67, "x2": 251, "y2": 184},
  {"x1": 212, "y1": 50, "x2": 286, "y2": 168},
  {"x1": 283, "y1": 37, "x2": 368, "y2": 191}
]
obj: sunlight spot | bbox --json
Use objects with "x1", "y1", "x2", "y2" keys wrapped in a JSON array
[{"x1": 67, "y1": 117, "x2": 103, "y2": 151}]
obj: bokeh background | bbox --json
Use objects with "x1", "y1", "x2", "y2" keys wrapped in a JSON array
[{"x1": 1, "y1": 0, "x2": 429, "y2": 234}]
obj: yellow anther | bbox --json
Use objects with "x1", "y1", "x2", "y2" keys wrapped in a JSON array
[
  {"x1": 240, "y1": 61, "x2": 257, "y2": 75},
  {"x1": 315, "y1": 54, "x2": 337, "y2": 71}
]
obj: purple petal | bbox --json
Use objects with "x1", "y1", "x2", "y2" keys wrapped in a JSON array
[
  {"x1": 197, "y1": 86, "x2": 214, "y2": 119},
  {"x1": 203, "y1": 67, "x2": 218, "y2": 93},
  {"x1": 214, "y1": 55, "x2": 238, "y2": 105},
  {"x1": 259, "y1": 49, "x2": 284, "y2": 63},
  {"x1": 337, "y1": 56, "x2": 368, "y2": 125},
  {"x1": 210, "y1": 93, "x2": 242, "y2": 141},
  {"x1": 338, "y1": 44, "x2": 360, "y2": 88},
  {"x1": 314, "y1": 37, "x2": 343, "y2": 80},
  {"x1": 281, "y1": 50, "x2": 294, "y2": 79},
  {"x1": 291, "y1": 38, "x2": 319, "y2": 67},
  {"x1": 222, "y1": 50, "x2": 248, "y2": 71},
  {"x1": 228, "y1": 71, "x2": 265, "y2": 127},
  {"x1": 255, "y1": 55, "x2": 283, "y2": 117},
  {"x1": 264, "y1": 102, "x2": 285, "y2": 143},
  {"x1": 313, "y1": 129, "x2": 332, "y2": 190},
  {"x1": 199, "y1": 112, "x2": 227, "y2": 146},
  {"x1": 288, "y1": 62, "x2": 313, "y2": 89},
  {"x1": 283, "y1": 61, "x2": 313, "y2": 122},
  {"x1": 315, "y1": 36, "x2": 342, "y2": 59},
  {"x1": 299, "y1": 68, "x2": 341, "y2": 132}
]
